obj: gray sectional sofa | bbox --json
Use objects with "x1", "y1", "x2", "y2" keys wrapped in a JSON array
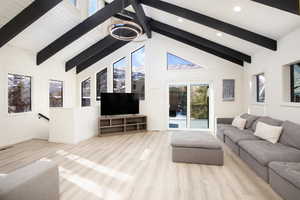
[{"x1": 217, "y1": 114, "x2": 300, "y2": 200}]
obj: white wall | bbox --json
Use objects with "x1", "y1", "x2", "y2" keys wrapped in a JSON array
[
  {"x1": 243, "y1": 27, "x2": 300, "y2": 124},
  {"x1": 49, "y1": 107, "x2": 98, "y2": 144},
  {"x1": 77, "y1": 33, "x2": 245, "y2": 131},
  {"x1": 0, "y1": 45, "x2": 76, "y2": 147}
]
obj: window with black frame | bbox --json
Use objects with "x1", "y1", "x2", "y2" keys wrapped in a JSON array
[
  {"x1": 96, "y1": 68, "x2": 107, "y2": 100},
  {"x1": 81, "y1": 78, "x2": 91, "y2": 107},
  {"x1": 113, "y1": 57, "x2": 126, "y2": 93},
  {"x1": 131, "y1": 46, "x2": 145, "y2": 100},
  {"x1": 291, "y1": 63, "x2": 300, "y2": 102},
  {"x1": 256, "y1": 74, "x2": 265, "y2": 103},
  {"x1": 49, "y1": 80, "x2": 63, "y2": 107},
  {"x1": 8, "y1": 74, "x2": 32, "y2": 113}
]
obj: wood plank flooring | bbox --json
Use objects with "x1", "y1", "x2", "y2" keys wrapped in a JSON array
[{"x1": 0, "y1": 131, "x2": 282, "y2": 200}]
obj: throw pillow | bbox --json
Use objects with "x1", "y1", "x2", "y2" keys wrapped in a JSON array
[
  {"x1": 254, "y1": 122, "x2": 283, "y2": 144},
  {"x1": 232, "y1": 116, "x2": 247, "y2": 130}
]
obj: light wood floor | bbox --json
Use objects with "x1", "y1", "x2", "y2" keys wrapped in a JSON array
[{"x1": 0, "y1": 131, "x2": 282, "y2": 200}]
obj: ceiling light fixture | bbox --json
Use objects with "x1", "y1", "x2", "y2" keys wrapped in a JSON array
[
  {"x1": 108, "y1": 1, "x2": 143, "y2": 42},
  {"x1": 233, "y1": 6, "x2": 242, "y2": 12}
]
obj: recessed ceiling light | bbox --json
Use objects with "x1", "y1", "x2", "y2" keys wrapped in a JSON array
[
  {"x1": 233, "y1": 6, "x2": 242, "y2": 12},
  {"x1": 177, "y1": 17, "x2": 183, "y2": 23},
  {"x1": 216, "y1": 32, "x2": 223, "y2": 37}
]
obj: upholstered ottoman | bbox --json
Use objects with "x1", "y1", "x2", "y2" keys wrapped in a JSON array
[{"x1": 171, "y1": 132, "x2": 224, "y2": 165}]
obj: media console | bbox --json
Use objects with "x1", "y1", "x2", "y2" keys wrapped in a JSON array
[{"x1": 99, "y1": 115, "x2": 147, "y2": 136}]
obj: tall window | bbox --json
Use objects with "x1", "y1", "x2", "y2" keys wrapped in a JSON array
[
  {"x1": 49, "y1": 80, "x2": 63, "y2": 107},
  {"x1": 167, "y1": 53, "x2": 202, "y2": 70},
  {"x1": 256, "y1": 74, "x2": 265, "y2": 103},
  {"x1": 88, "y1": 0, "x2": 98, "y2": 16},
  {"x1": 131, "y1": 46, "x2": 145, "y2": 100},
  {"x1": 113, "y1": 57, "x2": 126, "y2": 93},
  {"x1": 8, "y1": 74, "x2": 31, "y2": 113},
  {"x1": 69, "y1": 0, "x2": 77, "y2": 6},
  {"x1": 291, "y1": 63, "x2": 300, "y2": 102},
  {"x1": 81, "y1": 78, "x2": 91, "y2": 107},
  {"x1": 96, "y1": 68, "x2": 107, "y2": 100}
]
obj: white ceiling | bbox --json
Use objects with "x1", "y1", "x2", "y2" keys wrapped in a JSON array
[{"x1": 0, "y1": 0, "x2": 300, "y2": 64}]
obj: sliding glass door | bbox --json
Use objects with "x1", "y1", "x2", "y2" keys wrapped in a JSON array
[
  {"x1": 168, "y1": 84, "x2": 209, "y2": 130},
  {"x1": 169, "y1": 85, "x2": 187, "y2": 129}
]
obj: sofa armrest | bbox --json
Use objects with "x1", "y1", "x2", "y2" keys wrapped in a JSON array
[
  {"x1": 0, "y1": 161, "x2": 59, "y2": 200},
  {"x1": 217, "y1": 118, "x2": 234, "y2": 125}
]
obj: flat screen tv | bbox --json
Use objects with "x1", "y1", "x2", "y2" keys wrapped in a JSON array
[{"x1": 101, "y1": 93, "x2": 139, "y2": 115}]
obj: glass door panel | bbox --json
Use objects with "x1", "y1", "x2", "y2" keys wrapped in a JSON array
[
  {"x1": 169, "y1": 85, "x2": 187, "y2": 129},
  {"x1": 190, "y1": 85, "x2": 209, "y2": 129}
]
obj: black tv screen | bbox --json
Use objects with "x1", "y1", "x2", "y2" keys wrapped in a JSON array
[{"x1": 101, "y1": 93, "x2": 139, "y2": 115}]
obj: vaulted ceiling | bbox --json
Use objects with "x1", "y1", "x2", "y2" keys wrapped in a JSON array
[{"x1": 0, "y1": 0, "x2": 300, "y2": 73}]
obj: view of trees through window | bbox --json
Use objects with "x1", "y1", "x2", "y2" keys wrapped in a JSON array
[
  {"x1": 131, "y1": 46, "x2": 145, "y2": 100},
  {"x1": 49, "y1": 80, "x2": 63, "y2": 107},
  {"x1": 96, "y1": 68, "x2": 107, "y2": 101},
  {"x1": 256, "y1": 74, "x2": 265, "y2": 103},
  {"x1": 191, "y1": 85, "x2": 209, "y2": 120},
  {"x1": 81, "y1": 78, "x2": 91, "y2": 107},
  {"x1": 113, "y1": 57, "x2": 126, "y2": 93},
  {"x1": 167, "y1": 53, "x2": 202, "y2": 70},
  {"x1": 291, "y1": 63, "x2": 300, "y2": 102},
  {"x1": 8, "y1": 74, "x2": 31, "y2": 113}
]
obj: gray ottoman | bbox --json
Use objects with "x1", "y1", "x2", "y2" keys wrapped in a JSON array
[{"x1": 171, "y1": 132, "x2": 224, "y2": 166}]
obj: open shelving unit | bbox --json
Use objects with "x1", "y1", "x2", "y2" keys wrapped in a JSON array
[{"x1": 99, "y1": 115, "x2": 147, "y2": 136}]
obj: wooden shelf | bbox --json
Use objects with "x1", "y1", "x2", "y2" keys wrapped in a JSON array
[{"x1": 99, "y1": 115, "x2": 147, "y2": 136}]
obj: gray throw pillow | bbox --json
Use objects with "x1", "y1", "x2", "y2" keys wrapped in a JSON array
[
  {"x1": 279, "y1": 121, "x2": 300, "y2": 150},
  {"x1": 240, "y1": 113, "x2": 259, "y2": 130}
]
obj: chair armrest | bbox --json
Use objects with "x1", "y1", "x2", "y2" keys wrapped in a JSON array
[
  {"x1": 217, "y1": 118, "x2": 234, "y2": 125},
  {"x1": 0, "y1": 161, "x2": 59, "y2": 200}
]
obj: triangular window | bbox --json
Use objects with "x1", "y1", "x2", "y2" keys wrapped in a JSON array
[{"x1": 167, "y1": 53, "x2": 202, "y2": 70}]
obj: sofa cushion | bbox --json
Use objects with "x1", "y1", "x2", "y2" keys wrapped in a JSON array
[
  {"x1": 251, "y1": 116, "x2": 283, "y2": 131},
  {"x1": 239, "y1": 140, "x2": 300, "y2": 166},
  {"x1": 269, "y1": 161, "x2": 300, "y2": 189},
  {"x1": 279, "y1": 121, "x2": 300, "y2": 150},
  {"x1": 240, "y1": 113, "x2": 259, "y2": 129},
  {"x1": 224, "y1": 128, "x2": 259, "y2": 143}
]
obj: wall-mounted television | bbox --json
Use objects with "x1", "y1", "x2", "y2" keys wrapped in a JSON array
[{"x1": 100, "y1": 93, "x2": 139, "y2": 116}]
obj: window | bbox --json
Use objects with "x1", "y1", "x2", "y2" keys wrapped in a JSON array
[
  {"x1": 131, "y1": 46, "x2": 145, "y2": 100},
  {"x1": 113, "y1": 57, "x2": 126, "y2": 93},
  {"x1": 69, "y1": 0, "x2": 76, "y2": 6},
  {"x1": 291, "y1": 63, "x2": 300, "y2": 102},
  {"x1": 88, "y1": 0, "x2": 98, "y2": 16},
  {"x1": 81, "y1": 78, "x2": 91, "y2": 107},
  {"x1": 256, "y1": 74, "x2": 265, "y2": 103},
  {"x1": 167, "y1": 53, "x2": 202, "y2": 70},
  {"x1": 49, "y1": 80, "x2": 63, "y2": 107},
  {"x1": 8, "y1": 74, "x2": 31, "y2": 113},
  {"x1": 96, "y1": 68, "x2": 107, "y2": 101}
]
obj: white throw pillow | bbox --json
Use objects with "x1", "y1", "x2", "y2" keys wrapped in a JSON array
[
  {"x1": 232, "y1": 116, "x2": 247, "y2": 130},
  {"x1": 254, "y1": 122, "x2": 283, "y2": 144}
]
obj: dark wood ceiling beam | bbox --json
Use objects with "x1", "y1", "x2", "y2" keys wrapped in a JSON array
[
  {"x1": 77, "y1": 40, "x2": 129, "y2": 74},
  {"x1": 150, "y1": 20, "x2": 245, "y2": 66},
  {"x1": 0, "y1": 0, "x2": 62, "y2": 48},
  {"x1": 115, "y1": 11, "x2": 250, "y2": 64},
  {"x1": 141, "y1": 0, "x2": 277, "y2": 51},
  {"x1": 130, "y1": 0, "x2": 152, "y2": 38},
  {"x1": 37, "y1": 0, "x2": 131, "y2": 65},
  {"x1": 65, "y1": 35, "x2": 116, "y2": 71},
  {"x1": 251, "y1": 0, "x2": 300, "y2": 15}
]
